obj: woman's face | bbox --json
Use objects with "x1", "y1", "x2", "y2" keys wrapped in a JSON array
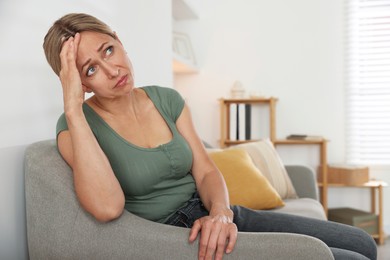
[{"x1": 75, "y1": 31, "x2": 135, "y2": 97}]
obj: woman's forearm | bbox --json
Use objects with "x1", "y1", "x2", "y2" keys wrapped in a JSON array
[
  {"x1": 175, "y1": 104, "x2": 234, "y2": 219},
  {"x1": 64, "y1": 108, "x2": 125, "y2": 222},
  {"x1": 196, "y1": 170, "x2": 233, "y2": 220}
]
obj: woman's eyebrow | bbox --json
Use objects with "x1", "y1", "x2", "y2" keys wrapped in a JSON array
[
  {"x1": 97, "y1": 42, "x2": 108, "y2": 52},
  {"x1": 81, "y1": 58, "x2": 91, "y2": 71},
  {"x1": 80, "y1": 42, "x2": 109, "y2": 71}
]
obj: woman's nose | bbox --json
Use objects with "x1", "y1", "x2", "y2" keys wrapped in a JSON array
[{"x1": 102, "y1": 62, "x2": 119, "y2": 78}]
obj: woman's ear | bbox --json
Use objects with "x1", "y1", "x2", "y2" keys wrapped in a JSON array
[{"x1": 82, "y1": 84, "x2": 93, "y2": 93}]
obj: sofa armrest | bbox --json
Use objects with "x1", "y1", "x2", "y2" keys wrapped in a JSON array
[
  {"x1": 25, "y1": 140, "x2": 333, "y2": 260},
  {"x1": 285, "y1": 165, "x2": 319, "y2": 200}
]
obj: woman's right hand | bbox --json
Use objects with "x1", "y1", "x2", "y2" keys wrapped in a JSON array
[{"x1": 59, "y1": 33, "x2": 85, "y2": 114}]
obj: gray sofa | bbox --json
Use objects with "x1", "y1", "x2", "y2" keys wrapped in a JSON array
[{"x1": 24, "y1": 139, "x2": 333, "y2": 259}]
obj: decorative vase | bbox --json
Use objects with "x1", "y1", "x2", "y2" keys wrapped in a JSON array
[{"x1": 230, "y1": 81, "x2": 246, "y2": 98}]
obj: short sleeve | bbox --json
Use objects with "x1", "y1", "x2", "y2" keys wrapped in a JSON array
[
  {"x1": 55, "y1": 105, "x2": 100, "y2": 142},
  {"x1": 164, "y1": 87, "x2": 185, "y2": 122},
  {"x1": 56, "y1": 113, "x2": 68, "y2": 140},
  {"x1": 142, "y1": 86, "x2": 185, "y2": 122}
]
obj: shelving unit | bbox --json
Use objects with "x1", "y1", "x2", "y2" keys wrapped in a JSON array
[
  {"x1": 219, "y1": 97, "x2": 277, "y2": 148},
  {"x1": 172, "y1": 0, "x2": 199, "y2": 74},
  {"x1": 172, "y1": 0, "x2": 199, "y2": 20},
  {"x1": 318, "y1": 181, "x2": 388, "y2": 244},
  {"x1": 219, "y1": 97, "x2": 328, "y2": 213}
]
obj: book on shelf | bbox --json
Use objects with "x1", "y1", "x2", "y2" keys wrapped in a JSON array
[
  {"x1": 229, "y1": 104, "x2": 237, "y2": 141},
  {"x1": 238, "y1": 104, "x2": 246, "y2": 140},
  {"x1": 245, "y1": 104, "x2": 251, "y2": 140},
  {"x1": 235, "y1": 104, "x2": 239, "y2": 140},
  {"x1": 228, "y1": 104, "x2": 253, "y2": 141},
  {"x1": 286, "y1": 134, "x2": 324, "y2": 141}
]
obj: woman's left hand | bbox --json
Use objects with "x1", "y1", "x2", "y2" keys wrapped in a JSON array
[{"x1": 189, "y1": 209, "x2": 238, "y2": 260}]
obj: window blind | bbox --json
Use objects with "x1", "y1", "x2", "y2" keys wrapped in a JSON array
[{"x1": 346, "y1": 0, "x2": 390, "y2": 165}]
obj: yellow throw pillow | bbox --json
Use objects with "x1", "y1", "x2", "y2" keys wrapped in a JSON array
[
  {"x1": 230, "y1": 139, "x2": 298, "y2": 199},
  {"x1": 208, "y1": 148, "x2": 284, "y2": 210}
]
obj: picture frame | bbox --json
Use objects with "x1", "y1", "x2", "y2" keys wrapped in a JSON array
[{"x1": 172, "y1": 31, "x2": 197, "y2": 65}]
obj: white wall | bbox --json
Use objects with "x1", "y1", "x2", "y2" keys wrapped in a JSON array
[
  {"x1": 174, "y1": 0, "x2": 390, "y2": 234},
  {"x1": 0, "y1": 0, "x2": 173, "y2": 149},
  {"x1": 174, "y1": 0, "x2": 345, "y2": 158}
]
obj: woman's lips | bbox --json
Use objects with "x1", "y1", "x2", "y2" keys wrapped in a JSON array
[{"x1": 115, "y1": 75, "x2": 128, "y2": 88}]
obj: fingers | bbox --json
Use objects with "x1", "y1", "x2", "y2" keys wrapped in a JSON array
[
  {"x1": 199, "y1": 220, "x2": 213, "y2": 259},
  {"x1": 205, "y1": 222, "x2": 235, "y2": 260},
  {"x1": 58, "y1": 33, "x2": 85, "y2": 110},
  {"x1": 74, "y1": 33, "x2": 80, "y2": 48},
  {"x1": 225, "y1": 225, "x2": 238, "y2": 254},
  {"x1": 60, "y1": 34, "x2": 79, "y2": 74},
  {"x1": 189, "y1": 217, "x2": 238, "y2": 260},
  {"x1": 59, "y1": 37, "x2": 70, "y2": 72},
  {"x1": 73, "y1": 33, "x2": 80, "y2": 58},
  {"x1": 214, "y1": 225, "x2": 226, "y2": 260},
  {"x1": 189, "y1": 220, "x2": 202, "y2": 243}
]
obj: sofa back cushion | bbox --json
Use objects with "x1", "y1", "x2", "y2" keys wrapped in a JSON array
[{"x1": 208, "y1": 148, "x2": 284, "y2": 210}]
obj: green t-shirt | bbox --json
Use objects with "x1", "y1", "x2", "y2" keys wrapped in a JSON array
[{"x1": 56, "y1": 86, "x2": 196, "y2": 223}]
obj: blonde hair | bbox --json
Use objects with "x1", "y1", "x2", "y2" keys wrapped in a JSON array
[{"x1": 43, "y1": 13, "x2": 117, "y2": 76}]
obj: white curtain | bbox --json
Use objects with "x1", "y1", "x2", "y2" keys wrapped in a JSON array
[{"x1": 346, "y1": 0, "x2": 390, "y2": 165}]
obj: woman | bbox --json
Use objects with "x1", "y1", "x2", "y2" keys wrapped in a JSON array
[{"x1": 43, "y1": 13, "x2": 377, "y2": 260}]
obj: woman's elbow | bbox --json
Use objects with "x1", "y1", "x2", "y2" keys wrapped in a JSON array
[
  {"x1": 90, "y1": 199, "x2": 125, "y2": 223},
  {"x1": 94, "y1": 206, "x2": 124, "y2": 223},
  {"x1": 96, "y1": 210, "x2": 123, "y2": 223}
]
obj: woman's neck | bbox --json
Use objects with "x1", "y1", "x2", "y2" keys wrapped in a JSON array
[{"x1": 87, "y1": 88, "x2": 143, "y2": 118}]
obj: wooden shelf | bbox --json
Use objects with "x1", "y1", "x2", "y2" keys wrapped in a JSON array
[
  {"x1": 224, "y1": 139, "x2": 261, "y2": 146},
  {"x1": 274, "y1": 138, "x2": 326, "y2": 145},
  {"x1": 222, "y1": 97, "x2": 278, "y2": 104},
  {"x1": 219, "y1": 97, "x2": 278, "y2": 148},
  {"x1": 318, "y1": 180, "x2": 388, "y2": 188},
  {"x1": 320, "y1": 180, "x2": 388, "y2": 244}
]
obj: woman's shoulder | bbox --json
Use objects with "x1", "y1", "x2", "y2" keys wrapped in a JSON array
[
  {"x1": 142, "y1": 86, "x2": 183, "y2": 104},
  {"x1": 141, "y1": 86, "x2": 184, "y2": 121},
  {"x1": 141, "y1": 85, "x2": 180, "y2": 97}
]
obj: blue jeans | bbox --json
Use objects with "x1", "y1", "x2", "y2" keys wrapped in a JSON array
[{"x1": 164, "y1": 193, "x2": 377, "y2": 260}]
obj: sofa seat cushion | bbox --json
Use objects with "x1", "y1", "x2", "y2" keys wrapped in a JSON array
[{"x1": 267, "y1": 198, "x2": 327, "y2": 220}]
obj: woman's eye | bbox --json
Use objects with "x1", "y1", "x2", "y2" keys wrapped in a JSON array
[
  {"x1": 105, "y1": 46, "x2": 113, "y2": 56},
  {"x1": 86, "y1": 66, "x2": 96, "y2": 77}
]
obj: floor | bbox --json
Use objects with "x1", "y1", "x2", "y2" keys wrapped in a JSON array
[{"x1": 377, "y1": 237, "x2": 390, "y2": 260}]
